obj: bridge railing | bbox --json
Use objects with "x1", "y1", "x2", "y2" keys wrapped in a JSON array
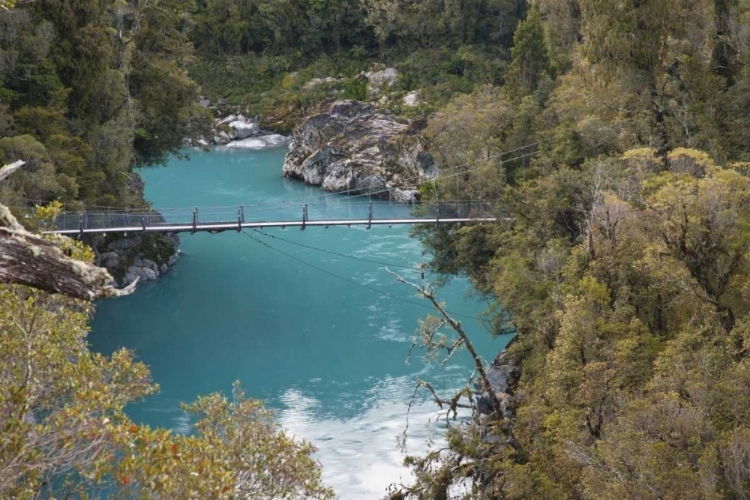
[{"x1": 46, "y1": 200, "x2": 503, "y2": 232}]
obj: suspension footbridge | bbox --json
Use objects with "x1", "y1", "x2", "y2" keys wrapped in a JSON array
[
  {"x1": 29, "y1": 142, "x2": 537, "y2": 237},
  {"x1": 44, "y1": 199, "x2": 507, "y2": 237}
]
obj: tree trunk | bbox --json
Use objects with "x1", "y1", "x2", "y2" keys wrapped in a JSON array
[{"x1": 0, "y1": 161, "x2": 136, "y2": 300}]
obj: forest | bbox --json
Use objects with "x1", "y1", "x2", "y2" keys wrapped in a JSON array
[{"x1": 2, "y1": 0, "x2": 750, "y2": 497}]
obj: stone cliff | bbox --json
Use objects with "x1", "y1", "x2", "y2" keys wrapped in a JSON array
[{"x1": 282, "y1": 100, "x2": 437, "y2": 203}]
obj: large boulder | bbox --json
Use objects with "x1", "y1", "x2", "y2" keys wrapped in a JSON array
[
  {"x1": 282, "y1": 100, "x2": 436, "y2": 201},
  {"x1": 123, "y1": 265, "x2": 158, "y2": 284},
  {"x1": 228, "y1": 119, "x2": 261, "y2": 139},
  {"x1": 365, "y1": 67, "x2": 400, "y2": 97}
]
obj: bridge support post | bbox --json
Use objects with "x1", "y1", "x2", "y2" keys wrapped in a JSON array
[
  {"x1": 301, "y1": 204, "x2": 308, "y2": 231},
  {"x1": 435, "y1": 203, "x2": 440, "y2": 228},
  {"x1": 192, "y1": 208, "x2": 198, "y2": 234},
  {"x1": 367, "y1": 201, "x2": 372, "y2": 230},
  {"x1": 240, "y1": 205, "x2": 245, "y2": 223},
  {"x1": 78, "y1": 211, "x2": 84, "y2": 239},
  {"x1": 141, "y1": 216, "x2": 146, "y2": 232},
  {"x1": 237, "y1": 208, "x2": 242, "y2": 232}
]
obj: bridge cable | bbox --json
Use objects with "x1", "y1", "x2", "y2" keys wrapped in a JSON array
[
  {"x1": 40, "y1": 144, "x2": 539, "y2": 216},
  {"x1": 253, "y1": 229, "x2": 421, "y2": 272},
  {"x1": 241, "y1": 230, "x2": 492, "y2": 328}
]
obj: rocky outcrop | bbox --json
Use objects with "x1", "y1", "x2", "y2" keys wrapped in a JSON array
[
  {"x1": 476, "y1": 345, "x2": 522, "y2": 419},
  {"x1": 282, "y1": 100, "x2": 437, "y2": 202},
  {"x1": 94, "y1": 232, "x2": 180, "y2": 286},
  {"x1": 188, "y1": 113, "x2": 291, "y2": 149}
]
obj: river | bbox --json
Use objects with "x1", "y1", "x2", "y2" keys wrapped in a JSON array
[{"x1": 89, "y1": 146, "x2": 510, "y2": 499}]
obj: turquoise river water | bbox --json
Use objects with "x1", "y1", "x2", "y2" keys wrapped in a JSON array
[{"x1": 89, "y1": 147, "x2": 510, "y2": 499}]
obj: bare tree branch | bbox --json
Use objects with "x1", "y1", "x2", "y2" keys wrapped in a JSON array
[
  {"x1": 0, "y1": 160, "x2": 25, "y2": 181},
  {"x1": 386, "y1": 268, "x2": 504, "y2": 417}
]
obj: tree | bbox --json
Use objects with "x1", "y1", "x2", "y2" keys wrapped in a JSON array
[
  {"x1": 0, "y1": 281, "x2": 334, "y2": 498},
  {"x1": 505, "y1": 5, "x2": 551, "y2": 96},
  {"x1": 410, "y1": 145, "x2": 750, "y2": 497}
]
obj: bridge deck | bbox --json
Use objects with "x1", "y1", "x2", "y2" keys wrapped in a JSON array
[
  {"x1": 48, "y1": 217, "x2": 501, "y2": 235},
  {"x1": 41, "y1": 200, "x2": 506, "y2": 236}
]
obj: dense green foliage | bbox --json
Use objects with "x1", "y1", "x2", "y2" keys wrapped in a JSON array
[
  {"x1": 0, "y1": 0, "x2": 208, "y2": 210},
  {"x1": 185, "y1": 0, "x2": 527, "y2": 126},
  {"x1": 5, "y1": 0, "x2": 750, "y2": 497},
  {"x1": 0, "y1": 283, "x2": 333, "y2": 498},
  {"x1": 401, "y1": 1, "x2": 750, "y2": 498}
]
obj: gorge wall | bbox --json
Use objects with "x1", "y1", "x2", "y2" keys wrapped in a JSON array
[{"x1": 283, "y1": 100, "x2": 438, "y2": 203}]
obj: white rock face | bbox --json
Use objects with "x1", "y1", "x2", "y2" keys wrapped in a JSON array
[
  {"x1": 304, "y1": 77, "x2": 340, "y2": 88},
  {"x1": 403, "y1": 90, "x2": 421, "y2": 107},
  {"x1": 224, "y1": 134, "x2": 291, "y2": 150},
  {"x1": 283, "y1": 100, "x2": 436, "y2": 202},
  {"x1": 218, "y1": 114, "x2": 238, "y2": 125},
  {"x1": 365, "y1": 67, "x2": 400, "y2": 97},
  {"x1": 228, "y1": 120, "x2": 261, "y2": 139}
]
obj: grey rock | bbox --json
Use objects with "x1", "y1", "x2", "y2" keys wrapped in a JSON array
[
  {"x1": 123, "y1": 266, "x2": 158, "y2": 284},
  {"x1": 212, "y1": 135, "x2": 230, "y2": 145},
  {"x1": 199, "y1": 98, "x2": 211, "y2": 107},
  {"x1": 107, "y1": 237, "x2": 138, "y2": 252},
  {"x1": 218, "y1": 114, "x2": 238, "y2": 125},
  {"x1": 403, "y1": 90, "x2": 421, "y2": 107},
  {"x1": 159, "y1": 263, "x2": 168, "y2": 273},
  {"x1": 99, "y1": 251, "x2": 120, "y2": 268},
  {"x1": 475, "y1": 349, "x2": 521, "y2": 417},
  {"x1": 283, "y1": 100, "x2": 436, "y2": 200},
  {"x1": 365, "y1": 67, "x2": 399, "y2": 97},
  {"x1": 228, "y1": 120, "x2": 260, "y2": 139},
  {"x1": 391, "y1": 187, "x2": 419, "y2": 203},
  {"x1": 218, "y1": 98, "x2": 229, "y2": 106},
  {"x1": 140, "y1": 258, "x2": 158, "y2": 272},
  {"x1": 358, "y1": 174, "x2": 385, "y2": 191},
  {"x1": 168, "y1": 254, "x2": 179, "y2": 267},
  {"x1": 224, "y1": 134, "x2": 290, "y2": 150},
  {"x1": 304, "y1": 77, "x2": 340, "y2": 89}
]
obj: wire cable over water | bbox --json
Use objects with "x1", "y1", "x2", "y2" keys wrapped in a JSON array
[
  {"x1": 26, "y1": 143, "x2": 539, "y2": 215},
  {"x1": 241, "y1": 230, "x2": 491, "y2": 326},
  {"x1": 253, "y1": 229, "x2": 420, "y2": 272}
]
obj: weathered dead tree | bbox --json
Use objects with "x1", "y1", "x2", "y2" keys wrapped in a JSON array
[
  {"x1": 386, "y1": 268, "x2": 504, "y2": 417},
  {"x1": 0, "y1": 161, "x2": 136, "y2": 300}
]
